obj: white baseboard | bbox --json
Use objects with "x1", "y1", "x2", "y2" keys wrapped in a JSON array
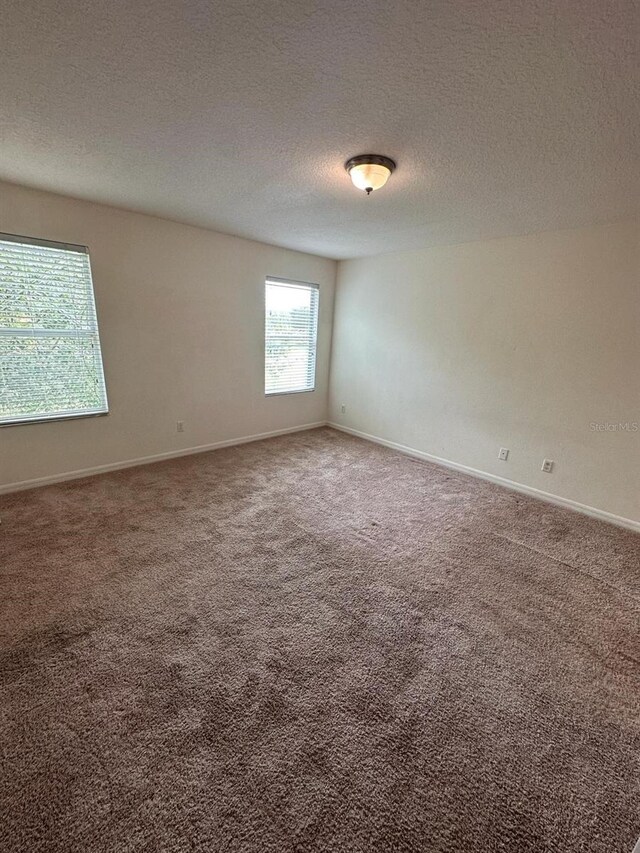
[
  {"x1": 4, "y1": 419, "x2": 639, "y2": 534},
  {"x1": 0, "y1": 422, "x2": 327, "y2": 496},
  {"x1": 328, "y1": 423, "x2": 640, "y2": 534}
]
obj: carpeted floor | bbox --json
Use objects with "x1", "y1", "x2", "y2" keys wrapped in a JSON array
[{"x1": 0, "y1": 427, "x2": 638, "y2": 853}]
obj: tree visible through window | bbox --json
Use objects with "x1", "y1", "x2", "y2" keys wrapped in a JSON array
[
  {"x1": 265, "y1": 278, "x2": 318, "y2": 395},
  {"x1": 0, "y1": 233, "x2": 108, "y2": 425}
]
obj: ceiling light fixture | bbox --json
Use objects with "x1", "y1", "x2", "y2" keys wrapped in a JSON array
[{"x1": 345, "y1": 154, "x2": 396, "y2": 195}]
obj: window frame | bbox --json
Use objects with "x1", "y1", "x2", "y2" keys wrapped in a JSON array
[
  {"x1": 0, "y1": 231, "x2": 109, "y2": 428},
  {"x1": 264, "y1": 276, "x2": 319, "y2": 397}
]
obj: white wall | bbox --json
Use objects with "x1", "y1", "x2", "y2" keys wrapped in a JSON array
[
  {"x1": 329, "y1": 220, "x2": 640, "y2": 525},
  {"x1": 0, "y1": 182, "x2": 336, "y2": 489},
  {"x1": 2, "y1": 182, "x2": 637, "y2": 526}
]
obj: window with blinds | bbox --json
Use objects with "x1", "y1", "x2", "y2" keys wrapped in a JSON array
[
  {"x1": 265, "y1": 278, "x2": 319, "y2": 395},
  {"x1": 0, "y1": 233, "x2": 108, "y2": 426}
]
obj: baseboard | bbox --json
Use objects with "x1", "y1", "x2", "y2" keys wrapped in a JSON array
[
  {"x1": 5, "y1": 420, "x2": 639, "y2": 534},
  {"x1": 0, "y1": 422, "x2": 327, "y2": 496},
  {"x1": 328, "y1": 423, "x2": 640, "y2": 534}
]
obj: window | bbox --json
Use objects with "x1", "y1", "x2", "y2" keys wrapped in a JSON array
[
  {"x1": 0, "y1": 233, "x2": 108, "y2": 426},
  {"x1": 265, "y1": 277, "x2": 319, "y2": 395}
]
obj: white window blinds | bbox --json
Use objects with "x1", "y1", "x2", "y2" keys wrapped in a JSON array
[
  {"x1": 0, "y1": 233, "x2": 108, "y2": 426},
  {"x1": 265, "y1": 278, "x2": 319, "y2": 395}
]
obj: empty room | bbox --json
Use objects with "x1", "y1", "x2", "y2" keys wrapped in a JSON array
[{"x1": 1, "y1": 1, "x2": 638, "y2": 851}]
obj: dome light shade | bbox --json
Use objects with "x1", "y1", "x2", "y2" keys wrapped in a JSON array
[{"x1": 345, "y1": 154, "x2": 396, "y2": 195}]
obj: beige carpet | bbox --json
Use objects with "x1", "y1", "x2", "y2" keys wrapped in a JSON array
[{"x1": 1, "y1": 427, "x2": 638, "y2": 852}]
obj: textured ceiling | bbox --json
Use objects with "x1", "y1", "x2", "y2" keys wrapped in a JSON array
[{"x1": 1, "y1": 0, "x2": 638, "y2": 258}]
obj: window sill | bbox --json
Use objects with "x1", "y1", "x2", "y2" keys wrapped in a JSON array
[
  {"x1": 0, "y1": 410, "x2": 109, "y2": 428},
  {"x1": 265, "y1": 388, "x2": 315, "y2": 397}
]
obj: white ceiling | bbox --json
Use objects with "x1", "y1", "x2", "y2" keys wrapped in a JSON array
[{"x1": 1, "y1": 0, "x2": 638, "y2": 259}]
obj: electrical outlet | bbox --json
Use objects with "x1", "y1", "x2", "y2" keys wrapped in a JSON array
[
  {"x1": 176, "y1": 421, "x2": 184, "y2": 433},
  {"x1": 340, "y1": 404, "x2": 346, "y2": 414},
  {"x1": 541, "y1": 458, "x2": 554, "y2": 473},
  {"x1": 498, "y1": 447, "x2": 509, "y2": 461}
]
